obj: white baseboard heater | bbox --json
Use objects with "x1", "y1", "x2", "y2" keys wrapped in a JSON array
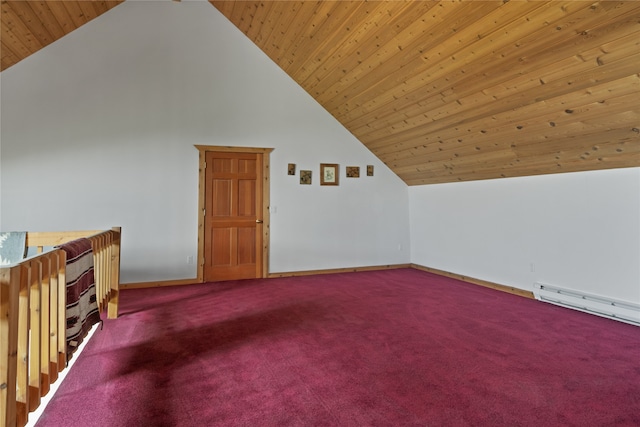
[{"x1": 534, "y1": 282, "x2": 640, "y2": 327}]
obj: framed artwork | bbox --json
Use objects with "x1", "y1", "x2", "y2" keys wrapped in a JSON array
[
  {"x1": 288, "y1": 163, "x2": 296, "y2": 175},
  {"x1": 300, "y1": 170, "x2": 312, "y2": 185},
  {"x1": 346, "y1": 166, "x2": 360, "y2": 178},
  {"x1": 320, "y1": 163, "x2": 339, "y2": 186},
  {"x1": 367, "y1": 165, "x2": 374, "y2": 176}
]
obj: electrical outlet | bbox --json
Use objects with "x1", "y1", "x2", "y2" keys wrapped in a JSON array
[
  {"x1": 187, "y1": 255, "x2": 194, "y2": 265},
  {"x1": 530, "y1": 263, "x2": 535, "y2": 272}
]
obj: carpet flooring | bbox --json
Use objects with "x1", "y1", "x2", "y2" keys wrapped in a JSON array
[{"x1": 36, "y1": 269, "x2": 640, "y2": 426}]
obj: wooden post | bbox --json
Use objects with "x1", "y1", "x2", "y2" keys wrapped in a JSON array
[
  {"x1": 48, "y1": 252, "x2": 60, "y2": 383},
  {"x1": 57, "y1": 251, "x2": 67, "y2": 368},
  {"x1": 39, "y1": 258, "x2": 51, "y2": 397},
  {"x1": 1, "y1": 266, "x2": 20, "y2": 427},
  {"x1": 28, "y1": 260, "x2": 41, "y2": 413},
  {"x1": 15, "y1": 265, "x2": 30, "y2": 427},
  {"x1": 108, "y1": 227, "x2": 121, "y2": 319}
]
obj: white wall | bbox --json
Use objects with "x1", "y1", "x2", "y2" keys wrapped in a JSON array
[
  {"x1": 409, "y1": 167, "x2": 640, "y2": 304},
  {"x1": 0, "y1": 1, "x2": 410, "y2": 283}
]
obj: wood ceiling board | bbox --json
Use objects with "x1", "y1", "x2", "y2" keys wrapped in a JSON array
[
  {"x1": 244, "y1": 1, "x2": 277, "y2": 44},
  {"x1": 368, "y1": 68, "x2": 640, "y2": 158},
  {"x1": 44, "y1": 1, "x2": 76, "y2": 34},
  {"x1": 380, "y1": 81, "x2": 640, "y2": 171},
  {"x1": 390, "y1": 125, "x2": 639, "y2": 176},
  {"x1": 26, "y1": 2, "x2": 67, "y2": 41},
  {"x1": 0, "y1": 39, "x2": 19, "y2": 69},
  {"x1": 0, "y1": 0, "x2": 124, "y2": 72},
  {"x1": 294, "y1": 2, "x2": 421, "y2": 86},
  {"x1": 304, "y1": 1, "x2": 455, "y2": 100},
  {"x1": 281, "y1": 1, "x2": 366, "y2": 78},
  {"x1": 322, "y1": 1, "x2": 567, "y2": 117},
  {"x1": 356, "y1": 41, "x2": 632, "y2": 134},
  {"x1": 1, "y1": 1, "x2": 45, "y2": 54},
  {"x1": 341, "y1": 2, "x2": 634, "y2": 133},
  {"x1": 315, "y1": 2, "x2": 507, "y2": 109}
]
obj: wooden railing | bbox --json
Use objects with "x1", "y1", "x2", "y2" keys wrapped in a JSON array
[{"x1": 1, "y1": 227, "x2": 121, "y2": 427}]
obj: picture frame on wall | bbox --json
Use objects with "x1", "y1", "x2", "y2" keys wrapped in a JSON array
[
  {"x1": 367, "y1": 165, "x2": 374, "y2": 176},
  {"x1": 320, "y1": 163, "x2": 339, "y2": 186},
  {"x1": 288, "y1": 163, "x2": 296, "y2": 175},
  {"x1": 300, "y1": 170, "x2": 312, "y2": 185},
  {"x1": 346, "y1": 166, "x2": 360, "y2": 178}
]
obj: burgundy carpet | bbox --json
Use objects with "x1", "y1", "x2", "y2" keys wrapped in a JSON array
[{"x1": 36, "y1": 269, "x2": 640, "y2": 426}]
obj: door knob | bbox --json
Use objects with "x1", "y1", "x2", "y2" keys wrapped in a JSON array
[{"x1": 256, "y1": 220, "x2": 263, "y2": 223}]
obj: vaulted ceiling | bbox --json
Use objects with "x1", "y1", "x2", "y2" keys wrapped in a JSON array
[
  {"x1": 1, "y1": 1, "x2": 123, "y2": 69},
  {"x1": 2, "y1": 1, "x2": 639, "y2": 185}
]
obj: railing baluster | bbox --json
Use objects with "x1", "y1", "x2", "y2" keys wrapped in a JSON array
[
  {"x1": 28, "y1": 260, "x2": 41, "y2": 414},
  {"x1": 39, "y1": 257, "x2": 51, "y2": 398},
  {"x1": 56, "y1": 251, "x2": 67, "y2": 368},
  {"x1": 1, "y1": 265, "x2": 20, "y2": 427},
  {"x1": 2, "y1": 228, "x2": 121, "y2": 427},
  {"x1": 108, "y1": 227, "x2": 121, "y2": 319},
  {"x1": 48, "y1": 252, "x2": 60, "y2": 383},
  {"x1": 16, "y1": 265, "x2": 30, "y2": 426}
]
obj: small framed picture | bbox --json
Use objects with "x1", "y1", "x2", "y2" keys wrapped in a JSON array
[
  {"x1": 288, "y1": 163, "x2": 296, "y2": 175},
  {"x1": 300, "y1": 170, "x2": 312, "y2": 185},
  {"x1": 346, "y1": 166, "x2": 360, "y2": 178},
  {"x1": 320, "y1": 163, "x2": 339, "y2": 186},
  {"x1": 367, "y1": 165, "x2": 374, "y2": 176}
]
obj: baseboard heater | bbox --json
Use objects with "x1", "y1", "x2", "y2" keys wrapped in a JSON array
[{"x1": 534, "y1": 282, "x2": 640, "y2": 327}]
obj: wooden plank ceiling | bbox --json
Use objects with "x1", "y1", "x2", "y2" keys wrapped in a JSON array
[
  {"x1": 2, "y1": 1, "x2": 639, "y2": 185},
  {"x1": 1, "y1": 1, "x2": 123, "y2": 70}
]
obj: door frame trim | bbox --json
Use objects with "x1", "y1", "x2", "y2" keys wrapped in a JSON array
[{"x1": 195, "y1": 145, "x2": 274, "y2": 283}]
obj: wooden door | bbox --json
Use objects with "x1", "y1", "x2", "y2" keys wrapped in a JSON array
[{"x1": 203, "y1": 151, "x2": 263, "y2": 282}]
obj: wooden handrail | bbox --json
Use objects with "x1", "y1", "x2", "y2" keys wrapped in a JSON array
[
  {"x1": 22, "y1": 228, "x2": 121, "y2": 319},
  {"x1": 25, "y1": 230, "x2": 102, "y2": 254},
  {"x1": 1, "y1": 227, "x2": 121, "y2": 427}
]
